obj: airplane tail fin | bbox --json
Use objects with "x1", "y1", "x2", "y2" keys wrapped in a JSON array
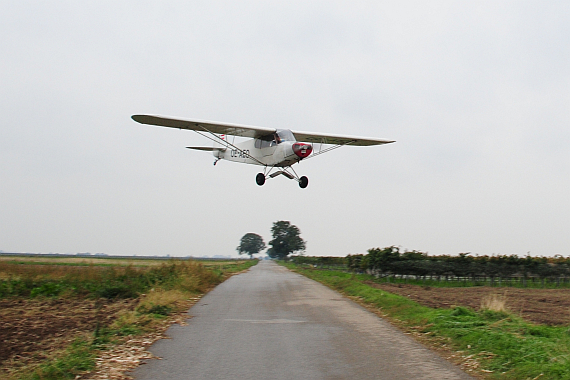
[
  {"x1": 186, "y1": 146, "x2": 226, "y2": 162},
  {"x1": 214, "y1": 134, "x2": 227, "y2": 149}
]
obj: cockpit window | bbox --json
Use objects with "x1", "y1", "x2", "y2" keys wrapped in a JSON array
[
  {"x1": 276, "y1": 129, "x2": 295, "y2": 143},
  {"x1": 255, "y1": 134, "x2": 273, "y2": 148},
  {"x1": 255, "y1": 129, "x2": 296, "y2": 148}
]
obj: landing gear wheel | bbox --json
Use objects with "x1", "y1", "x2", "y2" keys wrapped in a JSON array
[
  {"x1": 256, "y1": 173, "x2": 266, "y2": 186},
  {"x1": 299, "y1": 176, "x2": 309, "y2": 188}
]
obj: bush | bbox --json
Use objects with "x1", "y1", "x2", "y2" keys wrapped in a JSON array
[
  {"x1": 96, "y1": 283, "x2": 137, "y2": 299},
  {"x1": 30, "y1": 282, "x2": 65, "y2": 297}
]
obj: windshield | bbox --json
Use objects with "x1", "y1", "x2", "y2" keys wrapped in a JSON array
[
  {"x1": 276, "y1": 129, "x2": 295, "y2": 143},
  {"x1": 255, "y1": 129, "x2": 296, "y2": 148}
]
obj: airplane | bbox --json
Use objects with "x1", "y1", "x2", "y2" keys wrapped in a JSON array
[{"x1": 132, "y1": 114, "x2": 395, "y2": 188}]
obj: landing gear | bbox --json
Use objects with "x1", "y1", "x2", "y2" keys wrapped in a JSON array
[
  {"x1": 256, "y1": 168, "x2": 308, "y2": 188},
  {"x1": 256, "y1": 173, "x2": 266, "y2": 186}
]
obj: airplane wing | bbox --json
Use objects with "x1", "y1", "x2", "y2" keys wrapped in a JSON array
[
  {"x1": 132, "y1": 114, "x2": 275, "y2": 139},
  {"x1": 292, "y1": 131, "x2": 395, "y2": 146},
  {"x1": 132, "y1": 114, "x2": 394, "y2": 146}
]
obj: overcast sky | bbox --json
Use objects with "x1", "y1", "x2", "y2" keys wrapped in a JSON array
[{"x1": 1, "y1": 1, "x2": 569, "y2": 258}]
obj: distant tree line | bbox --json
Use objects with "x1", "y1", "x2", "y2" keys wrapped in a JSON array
[{"x1": 291, "y1": 247, "x2": 570, "y2": 287}]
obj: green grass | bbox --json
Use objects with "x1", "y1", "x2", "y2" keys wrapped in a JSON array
[
  {"x1": 282, "y1": 262, "x2": 570, "y2": 379},
  {"x1": 28, "y1": 339, "x2": 96, "y2": 380}
]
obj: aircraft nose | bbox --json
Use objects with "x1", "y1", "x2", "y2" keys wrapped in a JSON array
[{"x1": 293, "y1": 143, "x2": 312, "y2": 158}]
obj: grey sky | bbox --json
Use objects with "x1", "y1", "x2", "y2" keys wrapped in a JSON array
[{"x1": 1, "y1": 1, "x2": 568, "y2": 257}]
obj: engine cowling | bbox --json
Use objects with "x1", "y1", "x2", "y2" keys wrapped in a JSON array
[{"x1": 292, "y1": 143, "x2": 312, "y2": 159}]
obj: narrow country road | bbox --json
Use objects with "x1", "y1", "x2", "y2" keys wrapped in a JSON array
[{"x1": 132, "y1": 261, "x2": 473, "y2": 380}]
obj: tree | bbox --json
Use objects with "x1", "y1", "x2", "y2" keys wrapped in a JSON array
[
  {"x1": 236, "y1": 233, "x2": 266, "y2": 258},
  {"x1": 267, "y1": 221, "x2": 306, "y2": 260}
]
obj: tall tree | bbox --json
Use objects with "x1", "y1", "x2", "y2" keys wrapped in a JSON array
[
  {"x1": 236, "y1": 233, "x2": 266, "y2": 258},
  {"x1": 267, "y1": 221, "x2": 306, "y2": 260}
]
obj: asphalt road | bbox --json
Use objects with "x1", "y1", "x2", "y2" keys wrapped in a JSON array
[{"x1": 132, "y1": 261, "x2": 473, "y2": 380}]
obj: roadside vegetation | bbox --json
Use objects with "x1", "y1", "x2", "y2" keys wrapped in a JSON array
[
  {"x1": 0, "y1": 257, "x2": 257, "y2": 380},
  {"x1": 282, "y1": 261, "x2": 570, "y2": 379},
  {"x1": 292, "y1": 248, "x2": 570, "y2": 288}
]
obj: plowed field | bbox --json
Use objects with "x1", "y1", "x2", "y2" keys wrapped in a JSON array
[
  {"x1": 369, "y1": 282, "x2": 570, "y2": 325},
  {"x1": 0, "y1": 298, "x2": 136, "y2": 372}
]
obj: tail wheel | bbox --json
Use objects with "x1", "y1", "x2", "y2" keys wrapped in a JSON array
[
  {"x1": 299, "y1": 176, "x2": 309, "y2": 188},
  {"x1": 256, "y1": 173, "x2": 266, "y2": 186}
]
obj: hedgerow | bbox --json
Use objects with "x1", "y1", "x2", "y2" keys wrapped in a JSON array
[{"x1": 291, "y1": 247, "x2": 570, "y2": 287}]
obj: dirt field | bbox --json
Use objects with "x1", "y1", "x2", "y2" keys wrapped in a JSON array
[
  {"x1": 0, "y1": 297, "x2": 136, "y2": 374},
  {"x1": 369, "y1": 282, "x2": 570, "y2": 325}
]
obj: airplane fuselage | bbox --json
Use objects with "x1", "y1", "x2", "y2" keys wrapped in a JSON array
[{"x1": 215, "y1": 129, "x2": 312, "y2": 167}]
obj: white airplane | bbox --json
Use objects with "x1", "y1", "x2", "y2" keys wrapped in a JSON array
[{"x1": 132, "y1": 114, "x2": 395, "y2": 188}]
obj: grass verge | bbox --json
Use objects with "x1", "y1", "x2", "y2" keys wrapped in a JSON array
[{"x1": 281, "y1": 262, "x2": 570, "y2": 380}]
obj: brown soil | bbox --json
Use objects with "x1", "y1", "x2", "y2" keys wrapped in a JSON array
[
  {"x1": 367, "y1": 282, "x2": 570, "y2": 325},
  {"x1": 0, "y1": 297, "x2": 137, "y2": 374}
]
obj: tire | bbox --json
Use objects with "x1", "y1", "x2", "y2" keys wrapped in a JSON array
[
  {"x1": 299, "y1": 176, "x2": 309, "y2": 188},
  {"x1": 256, "y1": 173, "x2": 266, "y2": 186}
]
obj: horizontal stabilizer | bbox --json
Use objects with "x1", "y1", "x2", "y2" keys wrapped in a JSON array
[{"x1": 186, "y1": 146, "x2": 227, "y2": 151}]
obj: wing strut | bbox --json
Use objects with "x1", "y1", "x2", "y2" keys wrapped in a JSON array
[{"x1": 303, "y1": 139, "x2": 358, "y2": 160}]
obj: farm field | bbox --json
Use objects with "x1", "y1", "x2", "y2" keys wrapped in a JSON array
[
  {"x1": 0, "y1": 256, "x2": 257, "y2": 380},
  {"x1": 0, "y1": 255, "x2": 240, "y2": 268},
  {"x1": 369, "y1": 283, "x2": 570, "y2": 326},
  {"x1": 0, "y1": 297, "x2": 137, "y2": 369}
]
